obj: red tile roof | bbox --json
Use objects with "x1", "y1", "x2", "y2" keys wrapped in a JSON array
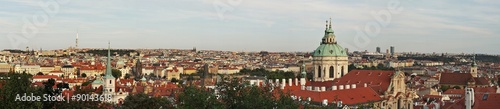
[
  {"x1": 289, "y1": 87, "x2": 382, "y2": 105},
  {"x1": 473, "y1": 93, "x2": 500, "y2": 109},
  {"x1": 332, "y1": 70, "x2": 394, "y2": 95},
  {"x1": 440, "y1": 73, "x2": 472, "y2": 85}
]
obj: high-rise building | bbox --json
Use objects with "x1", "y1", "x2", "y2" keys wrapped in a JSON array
[
  {"x1": 376, "y1": 47, "x2": 381, "y2": 53},
  {"x1": 312, "y1": 18, "x2": 348, "y2": 82},
  {"x1": 390, "y1": 46, "x2": 395, "y2": 56}
]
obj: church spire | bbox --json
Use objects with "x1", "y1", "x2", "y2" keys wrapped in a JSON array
[
  {"x1": 104, "y1": 41, "x2": 114, "y2": 79},
  {"x1": 329, "y1": 17, "x2": 332, "y2": 29},
  {"x1": 472, "y1": 54, "x2": 477, "y2": 67}
]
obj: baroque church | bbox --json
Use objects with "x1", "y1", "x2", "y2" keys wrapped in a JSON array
[{"x1": 279, "y1": 19, "x2": 417, "y2": 109}]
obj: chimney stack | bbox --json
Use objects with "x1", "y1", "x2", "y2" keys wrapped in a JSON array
[
  {"x1": 282, "y1": 79, "x2": 286, "y2": 87},
  {"x1": 332, "y1": 85, "x2": 337, "y2": 90},
  {"x1": 300, "y1": 78, "x2": 306, "y2": 86},
  {"x1": 345, "y1": 85, "x2": 350, "y2": 89},
  {"x1": 339, "y1": 85, "x2": 344, "y2": 90},
  {"x1": 364, "y1": 83, "x2": 367, "y2": 87},
  {"x1": 352, "y1": 84, "x2": 356, "y2": 89},
  {"x1": 321, "y1": 86, "x2": 326, "y2": 91},
  {"x1": 288, "y1": 78, "x2": 292, "y2": 86}
]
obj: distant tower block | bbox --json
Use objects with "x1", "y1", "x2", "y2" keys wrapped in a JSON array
[
  {"x1": 390, "y1": 46, "x2": 394, "y2": 56},
  {"x1": 376, "y1": 47, "x2": 381, "y2": 53}
]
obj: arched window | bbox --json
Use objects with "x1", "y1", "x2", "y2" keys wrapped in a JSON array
[
  {"x1": 329, "y1": 66, "x2": 334, "y2": 78},
  {"x1": 109, "y1": 80, "x2": 112, "y2": 84},
  {"x1": 318, "y1": 66, "x2": 321, "y2": 77},
  {"x1": 341, "y1": 66, "x2": 345, "y2": 77}
]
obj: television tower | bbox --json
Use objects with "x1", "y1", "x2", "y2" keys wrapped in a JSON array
[{"x1": 76, "y1": 30, "x2": 79, "y2": 48}]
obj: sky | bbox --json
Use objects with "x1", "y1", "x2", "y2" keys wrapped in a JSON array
[{"x1": 0, "y1": 0, "x2": 499, "y2": 54}]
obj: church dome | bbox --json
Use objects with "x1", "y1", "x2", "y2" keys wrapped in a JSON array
[
  {"x1": 313, "y1": 44, "x2": 347, "y2": 57},
  {"x1": 313, "y1": 18, "x2": 347, "y2": 57}
]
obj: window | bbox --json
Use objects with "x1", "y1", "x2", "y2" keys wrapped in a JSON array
[
  {"x1": 109, "y1": 80, "x2": 112, "y2": 84},
  {"x1": 329, "y1": 66, "x2": 334, "y2": 78},
  {"x1": 318, "y1": 66, "x2": 322, "y2": 77}
]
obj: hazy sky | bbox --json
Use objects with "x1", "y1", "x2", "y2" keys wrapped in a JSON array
[{"x1": 1, "y1": 0, "x2": 499, "y2": 54}]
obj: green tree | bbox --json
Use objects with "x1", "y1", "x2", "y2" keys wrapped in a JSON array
[
  {"x1": 124, "y1": 73, "x2": 131, "y2": 79},
  {"x1": 0, "y1": 73, "x2": 44, "y2": 109},
  {"x1": 112, "y1": 69, "x2": 122, "y2": 78},
  {"x1": 440, "y1": 85, "x2": 450, "y2": 92},
  {"x1": 178, "y1": 86, "x2": 224, "y2": 109},
  {"x1": 81, "y1": 73, "x2": 87, "y2": 77},
  {"x1": 119, "y1": 93, "x2": 173, "y2": 109},
  {"x1": 216, "y1": 75, "x2": 299, "y2": 109},
  {"x1": 36, "y1": 72, "x2": 44, "y2": 75},
  {"x1": 171, "y1": 78, "x2": 179, "y2": 83}
]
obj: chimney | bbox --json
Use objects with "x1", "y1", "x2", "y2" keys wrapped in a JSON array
[
  {"x1": 352, "y1": 84, "x2": 356, "y2": 89},
  {"x1": 268, "y1": 80, "x2": 273, "y2": 86},
  {"x1": 288, "y1": 78, "x2": 292, "y2": 86},
  {"x1": 300, "y1": 78, "x2": 306, "y2": 86},
  {"x1": 321, "y1": 86, "x2": 326, "y2": 91},
  {"x1": 315, "y1": 87, "x2": 320, "y2": 91},
  {"x1": 295, "y1": 78, "x2": 299, "y2": 86},
  {"x1": 364, "y1": 83, "x2": 367, "y2": 87},
  {"x1": 332, "y1": 85, "x2": 337, "y2": 90},
  {"x1": 282, "y1": 79, "x2": 286, "y2": 87},
  {"x1": 497, "y1": 86, "x2": 500, "y2": 94},
  {"x1": 345, "y1": 85, "x2": 350, "y2": 89},
  {"x1": 339, "y1": 85, "x2": 344, "y2": 90},
  {"x1": 256, "y1": 80, "x2": 260, "y2": 87}
]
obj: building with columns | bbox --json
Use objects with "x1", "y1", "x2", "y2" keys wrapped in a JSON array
[{"x1": 312, "y1": 18, "x2": 349, "y2": 81}]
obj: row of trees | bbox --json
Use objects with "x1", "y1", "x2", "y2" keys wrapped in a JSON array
[{"x1": 239, "y1": 68, "x2": 296, "y2": 79}]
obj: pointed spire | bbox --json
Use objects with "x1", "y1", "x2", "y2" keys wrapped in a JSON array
[
  {"x1": 472, "y1": 54, "x2": 477, "y2": 67},
  {"x1": 104, "y1": 41, "x2": 114, "y2": 79},
  {"x1": 329, "y1": 17, "x2": 332, "y2": 29},
  {"x1": 325, "y1": 20, "x2": 328, "y2": 29}
]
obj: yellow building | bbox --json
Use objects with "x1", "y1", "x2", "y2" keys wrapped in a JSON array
[{"x1": 183, "y1": 67, "x2": 197, "y2": 74}]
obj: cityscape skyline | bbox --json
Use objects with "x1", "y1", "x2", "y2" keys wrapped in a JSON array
[{"x1": 1, "y1": 0, "x2": 499, "y2": 54}]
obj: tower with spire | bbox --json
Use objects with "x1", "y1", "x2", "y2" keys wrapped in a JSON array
[
  {"x1": 103, "y1": 42, "x2": 115, "y2": 102},
  {"x1": 76, "y1": 30, "x2": 79, "y2": 49},
  {"x1": 312, "y1": 18, "x2": 349, "y2": 81},
  {"x1": 471, "y1": 54, "x2": 478, "y2": 77}
]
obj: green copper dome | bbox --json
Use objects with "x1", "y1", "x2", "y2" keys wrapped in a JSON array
[
  {"x1": 92, "y1": 78, "x2": 103, "y2": 84},
  {"x1": 313, "y1": 44, "x2": 347, "y2": 57}
]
